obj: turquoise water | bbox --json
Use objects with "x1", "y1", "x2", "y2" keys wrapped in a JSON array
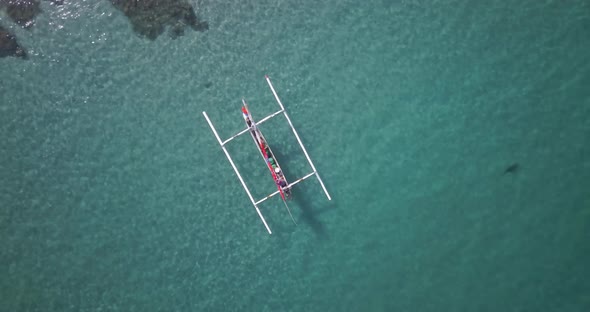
[{"x1": 2, "y1": 0, "x2": 590, "y2": 311}]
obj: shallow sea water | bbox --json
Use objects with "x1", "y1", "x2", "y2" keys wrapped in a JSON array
[{"x1": 1, "y1": 0, "x2": 590, "y2": 311}]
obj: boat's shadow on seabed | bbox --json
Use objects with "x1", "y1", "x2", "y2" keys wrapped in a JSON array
[
  {"x1": 274, "y1": 146, "x2": 332, "y2": 240},
  {"x1": 293, "y1": 195, "x2": 330, "y2": 240}
]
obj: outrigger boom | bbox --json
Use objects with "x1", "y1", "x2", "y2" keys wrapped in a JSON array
[{"x1": 202, "y1": 75, "x2": 331, "y2": 234}]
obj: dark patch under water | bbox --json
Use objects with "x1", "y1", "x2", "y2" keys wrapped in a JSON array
[
  {"x1": 110, "y1": 0, "x2": 208, "y2": 40},
  {"x1": 504, "y1": 163, "x2": 519, "y2": 174},
  {"x1": 0, "y1": 0, "x2": 41, "y2": 28},
  {"x1": 0, "y1": 0, "x2": 206, "y2": 59},
  {"x1": 0, "y1": 25, "x2": 27, "y2": 58},
  {"x1": 0, "y1": 0, "x2": 64, "y2": 58},
  {"x1": 0, "y1": 0, "x2": 62, "y2": 28}
]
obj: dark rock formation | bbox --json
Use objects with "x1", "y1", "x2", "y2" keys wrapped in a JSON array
[
  {"x1": 110, "y1": 0, "x2": 208, "y2": 40},
  {"x1": 0, "y1": 0, "x2": 41, "y2": 28},
  {"x1": 0, "y1": 25, "x2": 27, "y2": 58},
  {"x1": 0, "y1": 0, "x2": 63, "y2": 28}
]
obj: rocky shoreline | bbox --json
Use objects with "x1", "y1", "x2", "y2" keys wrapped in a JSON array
[{"x1": 0, "y1": 0, "x2": 207, "y2": 58}]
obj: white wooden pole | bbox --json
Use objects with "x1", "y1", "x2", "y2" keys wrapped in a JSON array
[
  {"x1": 202, "y1": 111, "x2": 272, "y2": 234},
  {"x1": 264, "y1": 76, "x2": 332, "y2": 200}
]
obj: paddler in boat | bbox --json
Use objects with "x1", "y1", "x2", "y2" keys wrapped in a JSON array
[
  {"x1": 275, "y1": 167, "x2": 286, "y2": 183},
  {"x1": 276, "y1": 173, "x2": 287, "y2": 188},
  {"x1": 242, "y1": 106, "x2": 253, "y2": 127},
  {"x1": 261, "y1": 142, "x2": 272, "y2": 158},
  {"x1": 274, "y1": 168, "x2": 291, "y2": 196},
  {"x1": 278, "y1": 178, "x2": 291, "y2": 197}
]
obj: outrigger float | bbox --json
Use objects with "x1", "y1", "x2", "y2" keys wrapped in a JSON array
[{"x1": 202, "y1": 75, "x2": 331, "y2": 234}]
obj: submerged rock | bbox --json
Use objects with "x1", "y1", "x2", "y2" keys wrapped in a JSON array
[
  {"x1": 0, "y1": 0, "x2": 61, "y2": 28},
  {"x1": 110, "y1": 0, "x2": 208, "y2": 40},
  {"x1": 0, "y1": 25, "x2": 27, "y2": 58},
  {"x1": 0, "y1": 0, "x2": 41, "y2": 28}
]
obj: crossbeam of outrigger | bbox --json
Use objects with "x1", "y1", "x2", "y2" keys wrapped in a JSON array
[{"x1": 202, "y1": 75, "x2": 331, "y2": 234}]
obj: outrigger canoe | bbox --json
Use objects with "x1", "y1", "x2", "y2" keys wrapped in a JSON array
[
  {"x1": 241, "y1": 101, "x2": 292, "y2": 201},
  {"x1": 202, "y1": 75, "x2": 331, "y2": 234}
]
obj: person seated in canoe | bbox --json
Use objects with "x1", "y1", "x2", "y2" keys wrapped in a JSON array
[
  {"x1": 277, "y1": 178, "x2": 287, "y2": 188},
  {"x1": 242, "y1": 107, "x2": 253, "y2": 127}
]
